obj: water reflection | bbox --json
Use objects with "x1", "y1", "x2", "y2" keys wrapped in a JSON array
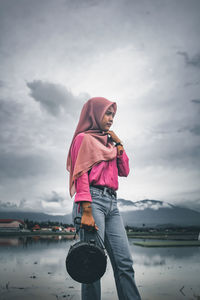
[
  {"x1": 130, "y1": 238, "x2": 200, "y2": 259},
  {"x1": 0, "y1": 236, "x2": 199, "y2": 300},
  {"x1": 0, "y1": 235, "x2": 74, "y2": 248}
]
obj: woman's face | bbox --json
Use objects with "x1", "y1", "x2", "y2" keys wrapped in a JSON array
[{"x1": 100, "y1": 105, "x2": 115, "y2": 132}]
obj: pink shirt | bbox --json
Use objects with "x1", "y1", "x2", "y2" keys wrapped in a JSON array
[{"x1": 71, "y1": 133, "x2": 130, "y2": 203}]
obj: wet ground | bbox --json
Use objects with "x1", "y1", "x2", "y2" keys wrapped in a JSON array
[{"x1": 0, "y1": 236, "x2": 200, "y2": 300}]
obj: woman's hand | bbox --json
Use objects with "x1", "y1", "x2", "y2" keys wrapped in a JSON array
[
  {"x1": 107, "y1": 130, "x2": 124, "y2": 155},
  {"x1": 107, "y1": 130, "x2": 121, "y2": 144},
  {"x1": 81, "y1": 202, "x2": 98, "y2": 231}
]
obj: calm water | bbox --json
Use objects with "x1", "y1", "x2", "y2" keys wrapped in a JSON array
[{"x1": 0, "y1": 235, "x2": 200, "y2": 300}]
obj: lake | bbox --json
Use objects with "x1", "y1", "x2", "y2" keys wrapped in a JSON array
[{"x1": 0, "y1": 235, "x2": 199, "y2": 300}]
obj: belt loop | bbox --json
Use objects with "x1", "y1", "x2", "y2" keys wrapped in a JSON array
[{"x1": 103, "y1": 187, "x2": 106, "y2": 196}]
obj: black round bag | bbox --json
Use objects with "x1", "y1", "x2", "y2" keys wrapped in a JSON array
[{"x1": 66, "y1": 232, "x2": 107, "y2": 284}]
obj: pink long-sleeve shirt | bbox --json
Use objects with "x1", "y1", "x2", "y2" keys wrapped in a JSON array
[{"x1": 71, "y1": 133, "x2": 130, "y2": 203}]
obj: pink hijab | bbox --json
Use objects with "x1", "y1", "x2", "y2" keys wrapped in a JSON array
[{"x1": 67, "y1": 97, "x2": 117, "y2": 197}]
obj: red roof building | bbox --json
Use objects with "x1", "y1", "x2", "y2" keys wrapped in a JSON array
[
  {"x1": 0, "y1": 219, "x2": 25, "y2": 231},
  {"x1": 32, "y1": 224, "x2": 41, "y2": 231}
]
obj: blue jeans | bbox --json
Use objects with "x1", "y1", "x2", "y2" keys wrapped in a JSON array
[{"x1": 72, "y1": 186, "x2": 142, "y2": 300}]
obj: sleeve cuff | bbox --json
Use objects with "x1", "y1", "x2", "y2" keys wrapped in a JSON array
[{"x1": 74, "y1": 191, "x2": 92, "y2": 203}]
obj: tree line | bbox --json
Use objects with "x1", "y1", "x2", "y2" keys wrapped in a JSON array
[{"x1": 24, "y1": 219, "x2": 74, "y2": 230}]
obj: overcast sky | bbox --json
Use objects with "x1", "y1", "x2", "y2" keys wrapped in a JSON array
[{"x1": 0, "y1": 0, "x2": 200, "y2": 215}]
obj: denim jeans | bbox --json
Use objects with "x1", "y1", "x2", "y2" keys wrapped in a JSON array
[{"x1": 72, "y1": 186, "x2": 142, "y2": 300}]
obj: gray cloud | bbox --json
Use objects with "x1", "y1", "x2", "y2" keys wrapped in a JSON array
[
  {"x1": 0, "y1": 201, "x2": 18, "y2": 210},
  {"x1": 191, "y1": 99, "x2": 200, "y2": 104},
  {"x1": 19, "y1": 198, "x2": 27, "y2": 208},
  {"x1": 176, "y1": 197, "x2": 200, "y2": 213},
  {"x1": 0, "y1": 151, "x2": 51, "y2": 180},
  {"x1": 190, "y1": 125, "x2": 200, "y2": 135},
  {"x1": 41, "y1": 191, "x2": 64, "y2": 203},
  {"x1": 184, "y1": 81, "x2": 200, "y2": 87},
  {"x1": 118, "y1": 198, "x2": 135, "y2": 206},
  {"x1": 0, "y1": 198, "x2": 38, "y2": 212},
  {"x1": 0, "y1": 80, "x2": 5, "y2": 87},
  {"x1": 27, "y1": 80, "x2": 83, "y2": 116},
  {"x1": 0, "y1": 0, "x2": 200, "y2": 214},
  {"x1": 0, "y1": 98, "x2": 34, "y2": 155},
  {"x1": 177, "y1": 51, "x2": 200, "y2": 68},
  {"x1": 189, "y1": 99, "x2": 200, "y2": 135},
  {"x1": 118, "y1": 198, "x2": 173, "y2": 211},
  {"x1": 0, "y1": 97, "x2": 60, "y2": 183},
  {"x1": 0, "y1": 98, "x2": 23, "y2": 124},
  {"x1": 133, "y1": 140, "x2": 200, "y2": 169}
]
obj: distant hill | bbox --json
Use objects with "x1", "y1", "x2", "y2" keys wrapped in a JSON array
[
  {"x1": 0, "y1": 199, "x2": 200, "y2": 227},
  {"x1": 0, "y1": 211, "x2": 73, "y2": 224},
  {"x1": 118, "y1": 199, "x2": 200, "y2": 227}
]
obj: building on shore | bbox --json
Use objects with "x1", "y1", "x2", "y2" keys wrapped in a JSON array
[
  {"x1": 52, "y1": 226, "x2": 62, "y2": 232},
  {"x1": 0, "y1": 219, "x2": 25, "y2": 232},
  {"x1": 64, "y1": 227, "x2": 75, "y2": 233},
  {"x1": 32, "y1": 224, "x2": 41, "y2": 231}
]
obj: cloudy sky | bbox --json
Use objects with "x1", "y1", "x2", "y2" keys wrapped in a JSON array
[{"x1": 0, "y1": 0, "x2": 200, "y2": 215}]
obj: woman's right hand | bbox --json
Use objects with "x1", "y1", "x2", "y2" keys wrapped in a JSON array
[{"x1": 81, "y1": 202, "x2": 98, "y2": 231}]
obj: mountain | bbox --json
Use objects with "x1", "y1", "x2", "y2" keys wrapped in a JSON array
[
  {"x1": 118, "y1": 199, "x2": 200, "y2": 227},
  {"x1": 0, "y1": 211, "x2": 73, "y2": 224},
  {"x1": 0, "y1": 199, "x2": 200, "y2": 227}
]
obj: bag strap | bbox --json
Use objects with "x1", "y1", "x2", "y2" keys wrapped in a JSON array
[
  {"x1": 95, "y1": 231, "x2": 106, "y2": 250},
  {"x1": 73, "y1": 217, "x2": 81, "y2": 240},
  {"x1": 73, "y1": 217, "x2": 106, "y2": 250}
]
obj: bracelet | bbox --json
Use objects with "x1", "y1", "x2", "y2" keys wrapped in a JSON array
[
  {"x1": 82, "y1": 205, "x2": 92, "y2": 209},
  {"x1": 115, "y1": 142, "x2": 123, "y2": 147}
]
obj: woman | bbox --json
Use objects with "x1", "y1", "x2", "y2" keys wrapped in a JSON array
[{"x1": 67, "y1": 97, "x2": 141, "y2": 300}]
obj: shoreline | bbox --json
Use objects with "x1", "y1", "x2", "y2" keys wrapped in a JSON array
[
  {"x1": 133, "y1": 240, "x2": 200, "y2": 247},
  {"x1": 0, "y1": 230, "x2": 199, "y2": 240},
  {"x1": 0, "y1": 231, "x2": 75, "y2": 237}
]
